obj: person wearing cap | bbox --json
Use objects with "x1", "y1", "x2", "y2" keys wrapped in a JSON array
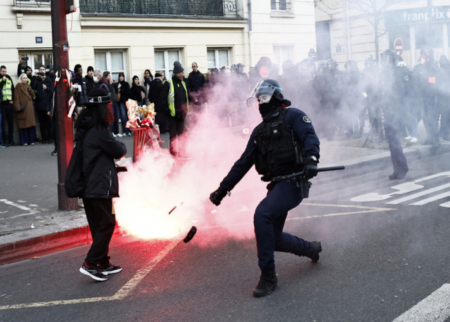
[
  {"x1": 149, "y1": 72, "x2": 170, "y2": 134},
  {"x1": 162, "y1": 61, "x2": 190, "y2": 158},
  {"x1": 76, "y1": 88, "x2": 127, "y2": 282},
  {"x1": 210, "y1": 79, "x2": 321, "y2": 298},
  {"x1": 85, "y1": 66, "x2": 95, "y2": 94}
]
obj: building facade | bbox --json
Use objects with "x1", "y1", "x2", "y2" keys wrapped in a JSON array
[
  {"x1": 315, "y1": 0, "x2": 449, "y2": 69},
  {"x1": 2, "y1": 0, "x2": 316, "y2": 84}
]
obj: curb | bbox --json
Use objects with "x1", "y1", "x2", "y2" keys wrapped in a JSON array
[{"x1": 0, "y1": 223, "x2": 122, "y2": 266}]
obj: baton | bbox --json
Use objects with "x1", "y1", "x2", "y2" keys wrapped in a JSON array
[{"x1": 272, "y1": 166, "x2": 346, "y2": 182}]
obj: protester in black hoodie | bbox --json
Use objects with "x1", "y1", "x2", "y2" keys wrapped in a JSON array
[
  {"x1": 85, "y1": 66, "x2": 95, "y2": 94},
  {"x1": 130, "y1": 75, "x2": 146, "y2": 105},
  {"x1": 32, "y1": 65, "x2": 54, "y2": 143},
  {"x1": 76, "y1": 88, "x2": 127, "y2": 282},
  {"x1": 149, "y1": 72, "x2": 170, "y2": 133}
]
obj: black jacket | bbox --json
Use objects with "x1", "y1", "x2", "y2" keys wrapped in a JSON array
[
  {"x1": 188, "y1": 70, "x2": 205, "y2": 93},
  {"x1": 0, "y1": 74, "x2": 15, "y2": 102},
  {"x1": 32, "y1": 76, "x2": 54, "y2": 111},
  {"x1": 118, "y1": 81, "x2": 130, "y2": 103},
  {"x1": 149, "y1": 78, "x2": 169, "y2": 113},
  {"x1": 72, "y1": 76, "x2": 88, "y2": 108},
  {"x1": 220, "y1": 108, "x2": 320, "y2": 191},
  {"x1": 85, "y1": 75, "x2": 95, "y2": 94},
  {"x1": 76, "y1": 116, "x2": 127, "y2": 199},
  {"x1": 130, "y1": 84, "x2": 146, "y2": 102}
]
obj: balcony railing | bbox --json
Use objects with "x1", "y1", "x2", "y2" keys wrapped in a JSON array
[
  {"x1": 79, "y1": 0, "x2": 240, "y2": 18},
  {"x1": 13, "y1": 0, "x2": 50, "y2": 8}
]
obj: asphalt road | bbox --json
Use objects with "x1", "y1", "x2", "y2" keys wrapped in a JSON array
[{"x1": 1, "y1": 152, "x2": 450, "y2": 322}]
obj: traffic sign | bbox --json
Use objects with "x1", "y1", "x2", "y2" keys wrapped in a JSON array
[{"x1": 394, "y1": 38, "x2": 404, "y2": 56}]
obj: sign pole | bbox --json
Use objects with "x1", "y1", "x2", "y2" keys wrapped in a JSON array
[{"x1": 51, "y1": 0, "x2": 78, "y2": 211}]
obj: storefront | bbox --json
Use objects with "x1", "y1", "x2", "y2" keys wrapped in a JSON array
[{"x1": 385, "y1": 6, "x2": 450, "y2": 66}]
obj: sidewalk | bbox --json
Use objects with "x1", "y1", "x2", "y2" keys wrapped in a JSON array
[{"x1": 1, "y1": 129, "x2": 449, "y2": 265}]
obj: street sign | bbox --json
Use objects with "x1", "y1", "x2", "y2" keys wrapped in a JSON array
[
  {"x1": 35, "y1": 37, "x2": 43, "y2": 44},
  {"x1": 394, "y1": 38, "x2": 404, "y2": 56}
]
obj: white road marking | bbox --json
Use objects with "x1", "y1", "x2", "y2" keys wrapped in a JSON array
[
  {"x1": 439, "y1": 201, "x2": 450, "y2": 208},
  {"x1": 0, "y1": 199, "x2": 39, "y2": 220},
  {"x1": 0, "y1": 239, "x2": 182, "y2": 310},
  {"x1": 393, "y1": 284, "x2": 450, "y2": 322},
  {"x1": 387, "y1": 183, "x2": 450, "y2": 205},
  {"x1": 410, "y1": 191, "x2": 450, "y2": 206},
  {"x1": 352, "y1": 172, "x2": 450, "y2": 208}
]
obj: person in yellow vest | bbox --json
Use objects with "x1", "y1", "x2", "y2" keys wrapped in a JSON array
[
  {"x1": 0, "y1": 66, "x2": 15, "y2": 146},
  {"x1": 164, "y1": 61, "x2": 190, "y2": 159}
]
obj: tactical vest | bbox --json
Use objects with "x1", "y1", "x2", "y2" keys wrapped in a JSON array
[
  {"x1": 2, "y1": 78, "x2": 12, "y2": 101},
  {"x1": 168, "y1": 78, "x2": 189, "y2": 117},
  {"x1": 254, "y1": 109, "x2": 301, "y2": 177}
]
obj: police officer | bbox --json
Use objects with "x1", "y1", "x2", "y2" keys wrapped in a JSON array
[
  {"x1": 379, "y1": 49, "x2": 409, "y2": 180},
  {"x1": 417, "y1": 47, "x2": 441, "y2": 148},
  {"x1": 209, "y1": 80, "x2": 322, "y2": 297}
]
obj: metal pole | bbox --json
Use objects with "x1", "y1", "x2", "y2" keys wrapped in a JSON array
[
  {"x1": 345, "y1": 0, "x2": 352, "y2": 61},
  {"x1": 248, "y1": 0, "x2": 254, "y2": 67},
  {"x1": 51, "y1": 0, "x2": 78, "y2": 211}
]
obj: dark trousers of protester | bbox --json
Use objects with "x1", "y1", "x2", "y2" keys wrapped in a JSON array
[
  {"x1": 254, "y1": 180, "x2": 310, "y2": 273},
  {"x1": 384, "y1": 121, "x2": 408, "y2": 175},
  {"x1": 118, "y1": 103, "x2": 131, "y2": 135},
  {"x1": 168, "y1": 116, "x2": 185, "y2": 156},
  {"x1": 19, "y1": 127, "x2": 36, "y2": 145},
  {"x1": 1, "y1": 102, "x2": 14, "y2": 144},
  {"x1": 37, "y1": 110, "x2": 52, "y2": 142},
  {"x1": 83, "y1": 198, "x2": 116, "y2": 267},
  {"x1": 423, "y1": 97, "x2": 440, "y2": 146}
]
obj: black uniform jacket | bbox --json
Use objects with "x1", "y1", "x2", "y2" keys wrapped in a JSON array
[
  {"x1": 77, "y1": 116, "x2": 127, "y2": 199},
  {"x1": 220, "y1": 108, "x2": 320, "y2": 192}
]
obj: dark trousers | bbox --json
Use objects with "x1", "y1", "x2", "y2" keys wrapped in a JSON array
[
  {"x1": 384, "y1": 122, "x2": 408, "y2": 174},
  {"x1": 155, "y1": 110, "x2": 169, "y2": 134},
  {"x1": 37, "y1": 110, "x2": 52, "y2": 142},
  {"x1": 83, "y1": 198, "x2": 116, "y2": 266},
  {"x1": 1, "y1": 102, "x2": 14, "y2": 144},
  {"x1": 168, "y1": 116, "x2": 185, "y2": 156},
  {"x1": 254, "y1": 180, "x2": 310, "y2": 273},
  {"x1": 423, "y1": 97, "x2": 440, "y2": 145},
  {"x1": 19, "y1": 127, "x2": 36, "y2": 145},
  {"x1": 117, "y1": 103, "x2": 131, "y2": 135}
]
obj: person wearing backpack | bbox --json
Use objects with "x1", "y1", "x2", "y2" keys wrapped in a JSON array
[{"x1": 74, "y1": 88, "x2": 127, "y2": 282}]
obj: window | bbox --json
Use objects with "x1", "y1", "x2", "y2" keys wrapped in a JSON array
[
  {"x1": 94, "y1": 50, "x2": 126, "y2": 81},
  {"x1": 415, "y1": 23, "x2": 443, "y2": 48},
  {"x1": 155, "y1": 49, "x2": 182, "y2": 77},
  {"x1": 271, "y1": 0, "x2": 291, "y2": 11},
  {"x1": 273, "y1": 46, "x2": 292, "y2": 68},
  {"x1": 207, "y1": 48, "x2": 230, "y2": 69},
  {"x1": 18, "y1": 52, "x2": 53, "y2": 73}
]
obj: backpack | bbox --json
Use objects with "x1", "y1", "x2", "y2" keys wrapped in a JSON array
[{"x1": 64, "y1": 130, "x2": 90, "y2": 198}]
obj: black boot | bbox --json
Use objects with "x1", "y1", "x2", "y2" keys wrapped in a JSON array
[
  {"x1": 303, "y1": 241, "x2": 322, "y2": 262},
  {"x1": 253, "y1": 270, "x2": 278, "y2": 298}
]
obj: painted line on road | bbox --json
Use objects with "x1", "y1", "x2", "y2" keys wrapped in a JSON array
[
  {"x1": 0, "y1": 199, "x2": 38, "y2": 220},
  {"x1": 393, "y1": 284, "x2": 450, "y2": 322},
  {"x1": 410, "y1": 191, "x2": 450, "y2": 206},
  {"x1": 0, "y1": 239, "x2": 182, "y2": 310},
  {"x1": 387, "y1": 184, "x2": 450, "y2": 205}
]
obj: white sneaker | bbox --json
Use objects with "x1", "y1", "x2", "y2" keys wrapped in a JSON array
[
  {"x1": 128, "y1": 132, "x2": 132, "y2": 137},
  {"x1": 112, "y1": 133, "x2": 116, "y2": 138},
  {"x1": 410, "y1": 137, "x2": 418, "y2": 143},
  {"x1": 117, "y1": 133, "x2": 123, "y2": 138},
  {"x1": 404, "y1": 136, "x2": 412, "y2": 140}
]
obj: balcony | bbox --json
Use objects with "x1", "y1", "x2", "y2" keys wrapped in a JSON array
[
  {"x1": 12, "y1": 0, "x2": 51, "y2": 13},
  {"x1": 79, "y1": 0, "x2": 241, "y2": 19}
]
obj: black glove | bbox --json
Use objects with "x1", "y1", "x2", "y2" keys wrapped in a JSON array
[
  {"x1": 304, "y1": 157, "x2": 318, "y2": 180},
  {"x1": 210, "y1": 186, "x2": 228, "y2": 206}
]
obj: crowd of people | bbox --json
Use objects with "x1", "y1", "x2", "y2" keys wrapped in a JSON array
[{"x1": 2, "y1": 46, "x2": 449, "y2": 156}]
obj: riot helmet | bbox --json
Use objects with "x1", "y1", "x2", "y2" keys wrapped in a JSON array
[
  {"x1": 327, "y1": 59, "x2": 338, "y2": 70},
  {"x1": 247, "y1": 79, "x2": 284, "y2": 116},
  {"x1": 381, "y1": 49, "x2": 399, "y2": 67},
  {"x1": 308, "y1": 48, "x2": 317, "y2": 62}
]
